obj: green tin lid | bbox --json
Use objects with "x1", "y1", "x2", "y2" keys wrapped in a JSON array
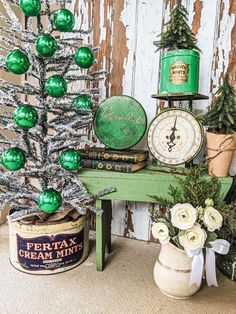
[
  {"x1": 162, "y1": 49, "x2": 200, "y2": 59},
  {"x1": 94, "y1": 95, "x2": 147, "y2": 150}
]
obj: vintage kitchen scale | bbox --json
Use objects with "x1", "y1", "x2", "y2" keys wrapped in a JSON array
[{"x1": 147, "y1": 93, "x2": 209, "y2": 171}]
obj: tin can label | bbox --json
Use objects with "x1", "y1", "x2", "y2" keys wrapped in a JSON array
[
  {"x1": 170, "y1": 61, "x2": 189, "y2": 84},
  {"x1": 16, "y1": 229, "x2": 84, "y2": 271}
]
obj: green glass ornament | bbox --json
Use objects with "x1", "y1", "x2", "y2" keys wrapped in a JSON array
[
  {"x1": 74, "y1": 47, "x2": 95, "y2": 69},
  {"x1": 36, "y1": 34, "x2": 58, "y2": 58},
  {"x1": 59, "y1": 149, "x2": 82, "y2": 171},
  {"x1": 1, "y1": 147, "x2": 26, "y2": 171},
  {"x1": 38, "y1": 189, "x2": 62, "y2": 213},
  {"x1": 73, "y1": 95, "x2": 93, "y2": 115},
  {"x1": 19, "y1": 0, "x2": 41, "y2": 16},
  {"x1": 5, "y1": 50, "x2": 30, "y2": 75},
  {"x1": 53, "y1": 9, "x2": 75, "y2": 32},
  {"x1": 13, "y1": 105, "x2": 38, "y2": 129},
  {"x1": 45, "y1": 75, "x2": 67, "y2": 98}
]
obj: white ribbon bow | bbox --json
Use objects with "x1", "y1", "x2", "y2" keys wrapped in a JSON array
[
  {"x1": 205, "y1": 239, "x2": 230, "y2": 286},
  {"x1": 187, "y1": 249, "x2": 204, "y2": 287},
  {"x1": 187, "y1": 239, "x2": 230, "y2": 287}
]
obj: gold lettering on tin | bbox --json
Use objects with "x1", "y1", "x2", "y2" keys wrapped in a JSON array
[
  {"x1": 101, "y1": 106, "x2": 143, "y2": 126},
  {"x1": 170, "y1": 61, "x2": 189, "y2": 84}
]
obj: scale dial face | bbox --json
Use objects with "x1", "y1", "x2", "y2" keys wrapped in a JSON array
[{"x1": 147, "y1": 108, "x2": 204, "y2": 165}]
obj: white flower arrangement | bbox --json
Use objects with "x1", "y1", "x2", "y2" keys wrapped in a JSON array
[
  {"x1": 151, "y1": 199, "x2": 230, "y2": 287},
  {"x1": 151, "y1": 199, "x2": 223, "y2": 250}
]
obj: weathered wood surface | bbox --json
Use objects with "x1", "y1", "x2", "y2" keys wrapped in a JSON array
[{"x1": 70, "y1": 0, "x2": 236, "y2": 241}]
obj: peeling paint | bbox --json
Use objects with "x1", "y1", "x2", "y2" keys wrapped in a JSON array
[
  {"x1": 227, "y1": 0, "x2": 236, "y2": 85},
  {"x1": 192, "y1": 0, "x2": 203, "y2": 35}
]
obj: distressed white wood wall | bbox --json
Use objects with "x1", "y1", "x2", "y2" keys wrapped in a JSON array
[{"x1": 69, "y1": 0, "x2": 236, "y2": 241}]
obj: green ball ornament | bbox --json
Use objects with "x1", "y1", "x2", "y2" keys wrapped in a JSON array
[
  {"x1": 19, "y1": 0, "x2": 41, "y2": 16},
  {"x1": 53, "y1": 9, "x2": 75, "y2": 32},
  {"x1": 59, "y1": 149, "x2": 82, "y2": 171},
  {"x1": 45, "y1": 75, "x2": 67, "y2": 98},
  {"x1": 38, "y1": 189, "x2": 62, "y2": 213},
  {"x1": 1, "y1": 147, "x2": 26, "y2": 171},
  {"x1": 13, "y1": 105, "x2": 38, "y2": 129},
  {"x1": 5, "y1": 50, "x2": 30, "y2": 75},
  {"x1": 36, "y1": 34, "x2": 58, "y2": 58},
  {"x1": 73, "y1": 95, "x2": 93, "y2": 114},
  {"x1": 74, "y1": 47, "x2": 95, "y2": 69}
]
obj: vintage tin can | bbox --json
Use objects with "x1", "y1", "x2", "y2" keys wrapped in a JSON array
[
  {"x1": 94, "y1": 95, "x2": 147, "y2": 150},
  {"x1": 160, "y1": 49, "x2": 200, "y2": 94},
  {"x1": 8, "y1": 215, "x2": 89, "y2": 274}
]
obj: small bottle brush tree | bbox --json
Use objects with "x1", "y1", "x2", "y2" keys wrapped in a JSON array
[
  {"x1": 155, "y1": 0, "x2": 201, "y2": 94},
  {"x1": 154, "y1": 0, "x2": 200, "y2": 51},
  {"x1": 0, "y1": 0, "x2": 112, "y2": 221},
  {"x1": 202, "y1": 75, "x2": 236, "y2": 134}
]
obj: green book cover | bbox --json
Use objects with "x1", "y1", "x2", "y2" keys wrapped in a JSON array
[
  {"x1": 79, "y1": 148, "x2": 149, "y2": 163},
  {"x1": 81, "y1": 159, "x2": 147, "y2": 173}
]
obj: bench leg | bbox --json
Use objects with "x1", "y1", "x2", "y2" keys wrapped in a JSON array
[
  {"x1": 103, "y1": 200, "x2": 112, "y2": 254},
  {"x1": 96, "y1": 200, "x2": 105, "y2": 271}
]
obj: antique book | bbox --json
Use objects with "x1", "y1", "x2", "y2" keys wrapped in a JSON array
[
  {"x1": 79, "y1": 148, "x2": 149, "y2": 163},
  {"x1": 81, "y1": 159, "x2": 147, "y2": 173}
]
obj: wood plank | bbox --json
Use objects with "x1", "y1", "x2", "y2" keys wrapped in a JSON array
[
  {"x1": 188, "y1": 0, "x2": 220, "y2": 112},
  {"x1": 79, "y1": 169, "x2": 232, "y2": 202},
  {"x1": 210, "y1": 0, "x2": 235, "y2": 93},
  {"x1": 126, "y1": 0, "x2": 165, "y2": 240}
]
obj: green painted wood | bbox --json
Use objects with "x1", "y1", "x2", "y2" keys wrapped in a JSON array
[
  {"x1": 94, "y1": 95, "x2": 147, "y2": 150},
  {"x1": 85, "y1": 169, "x2": 232, "y2": 271},
  {"x1": 95, "y1": 199, "x2": 105, "y2": 271},
  {"x1": 103, "y1": 200, "x2": 112, "y2": 254},
  {"x1": 79, "y1": 169, "x2": 232, "y2": 203}
]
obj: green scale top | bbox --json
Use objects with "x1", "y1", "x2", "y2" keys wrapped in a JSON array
[{"x1": 94, "y1": 95, "x2": 147, "y2": 150}]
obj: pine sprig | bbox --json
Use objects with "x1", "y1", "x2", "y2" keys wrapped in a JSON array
[
  {"x1": 154, "y1": 1, "x2": 200, "y2": 51},
  {"x1": 202, "y1": 75, "x2": 236, "y2": 134}
]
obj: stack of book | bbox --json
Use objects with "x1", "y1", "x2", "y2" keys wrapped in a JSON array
[{"x1": 79, "y1": 148, "x2": 149, "y2": 173}]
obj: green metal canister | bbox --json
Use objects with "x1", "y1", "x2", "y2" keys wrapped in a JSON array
[{"x1": 160, "y1": 49, "x2": 200, "y2": 94}]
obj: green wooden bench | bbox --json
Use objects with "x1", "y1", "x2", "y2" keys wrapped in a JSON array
[{"x1": 79, "y1": 168, "x2": 232, "y2": 271}]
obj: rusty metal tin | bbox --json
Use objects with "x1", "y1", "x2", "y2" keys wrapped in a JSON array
[{"x1": 8, "y1": 215, "x2": 89, "y2": 275}]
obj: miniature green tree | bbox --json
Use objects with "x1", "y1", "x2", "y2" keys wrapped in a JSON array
[
  {"x1": 0, "y1": 0, "x2": 113, "y2": 222},
  {"x1": 154, "y1": 0, "x2": 200, "y2": 51},
  {"x1": 202, "y1": 75, "x2": 236, "y2": 134}
]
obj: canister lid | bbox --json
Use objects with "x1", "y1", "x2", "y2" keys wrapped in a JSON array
[
  {"x1": 162, "y1": 49, "x2": 200, "y2": 59},
  {"x1": 94, "y1": 95, "x2": 147, "y2": 150}
]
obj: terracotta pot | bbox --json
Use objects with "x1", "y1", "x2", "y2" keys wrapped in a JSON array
[
  {"x1": 8, "y1": 215, "x2": 89, "y2": 274},
  {"x1": 153, "y1": 242, "x2": 201, "y2": 299},
  {"x1": 206, "y1": 132, "x2": 236, "y2": 177}
]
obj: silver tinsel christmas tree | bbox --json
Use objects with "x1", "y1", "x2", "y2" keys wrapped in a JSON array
[{"x1": 0, "y1": 0, "x2": 113, "y2": 222}]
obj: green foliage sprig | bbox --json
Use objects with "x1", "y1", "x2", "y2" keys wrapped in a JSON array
[
  {"x1": 202, "y1": 75, "x2": 236, "y2": 134},
  {"x1": 149, "y1": 164, "x2": 236, "y2": 244},
  {"x1": 154, "y1": 0, "x2": 200, "y2": 51}
]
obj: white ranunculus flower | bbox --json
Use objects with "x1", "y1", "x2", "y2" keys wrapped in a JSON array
[
  {"x1": 203, "y1": 206, "x2": 223, "y2": 232},
  {"x1": 170, "y1": 203, "x2": 197, "y2": 230},
  {"x1": 179, "y1": 225, "x2": 207, "y2": 251},
  {"x1": 152, "y1": 222, "x2": 170, "y2": 244}
]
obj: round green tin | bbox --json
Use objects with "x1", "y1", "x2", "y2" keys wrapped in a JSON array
[{"x1": 94, "y1": 95, "x2": 147, "y2": 150}]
